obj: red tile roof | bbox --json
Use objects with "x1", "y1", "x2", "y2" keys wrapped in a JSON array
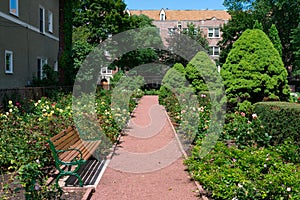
[{"x1": 129, "y1": 9, "x2": 231, "y2": 21}]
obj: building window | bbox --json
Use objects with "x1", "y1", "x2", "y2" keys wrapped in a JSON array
[
  {"x1": 5, "y1": 51, "x2": 13, "y2": 74},
  {"x1": 208, "y1": 28, "x2": 220, "y2": 38},
  {"x1": 9, "y1": 0, "x2": 18, "y2": 16},
  {"x1": 39, "y1": 7, "x2": 45, "y2": 33},
  {"x1": 54, "y1": 61, "x2": 58, "y2": 72},
  {"x1": 48, "y1": 11, "x2": 53, "y2": 33},
  {"x1": 101, "y1": 67, "x2": 112, "y2": 74},
  {"x1": 168, "y1": 28, "x2": 176, "y2": 35},
  {"x1": 209, "y1": 46, "x2": 220, "y2": 56},
  {"x1": 177, "y1": 21, "x2": 182, "y2": 30},
  {"x1": 37, "y1": 58, "x2": 47, "y2": 80}
]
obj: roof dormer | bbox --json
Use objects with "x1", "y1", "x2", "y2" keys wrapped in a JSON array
[
  {"x1": 125, "y1": 9, "x2": 131, "y2": 16},
  {"x1": 160, "y1": 9, "x2": 166, "y2": 21}
]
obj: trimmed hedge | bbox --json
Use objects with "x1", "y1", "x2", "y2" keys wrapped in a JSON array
[{"x1": 254, "y1": 102, "x2": 300, "y2": 145}]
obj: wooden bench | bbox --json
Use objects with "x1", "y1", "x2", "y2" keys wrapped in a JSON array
[{"x1": 48, "y1": 126, "x2": 101, "y2": 187}]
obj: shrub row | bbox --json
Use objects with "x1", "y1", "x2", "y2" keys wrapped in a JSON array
[{"x1": 254, "y1": 102, "x2": 300, "y2": 146}]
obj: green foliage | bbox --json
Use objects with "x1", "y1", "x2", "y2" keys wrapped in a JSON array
[
  {"x1": 182, "y1": 23, "x2": 210, "y2": 52},
  {"x1": 72, "y1": 2, "x2": 159, "y2": 72},
  {"x1": 158, "y1": 86, "x2": 181, "y2": 123},
  {"x1": 73, "y1": 0, "x2": 129, "y2": 44},
  {"x1": 222, "y1": 0, "x2": 300, "y2": 69},
  {"x1": 253, "y1": 20, "x2": 263, "y2": 30},
  {"x1": 0, "y1": 89, "x2": 140, "y2": 198},
  {"x1": 72, "y1": 27, "x2": 94, "y2": 70},
  {"x1": 185, "y1": 141, "x2": 300, "y2": 199},
  {"x1": 31, "y1": 64, "x2": 59, "y2": 86},
  {"x1": 109, "y1": 71, "x2": 124, "y2": 87},
  {"x1": 219, "y1": 11, "x2": 256, "y2": 66},
  {"x1": 59, "y1": 0, "x2": 74, "y2": 86},
  {"x1": 268, "y1": 24, "x2": 282, "y2": 57},
  {"x1": 186, "y1": 51, "x2": 220, "y2": 93},
  {"x1": 222, "y1": 112, "x2": 272, "y2": 148},
  {"x1": 254, "y1": 102, "x2": 300, "y2": 146},
  {"x1": 162, "y1": 63, "x2": 187, "y2": 91},
  {"x1": 221, "y1": 29, "x2": 290, "y2": 109},
  {"x1": 291, "y1": 23, "x2": 300, "y2": 76},
  {"x1": 165, "y1": 23, "x2": 210, "y2": 66}
]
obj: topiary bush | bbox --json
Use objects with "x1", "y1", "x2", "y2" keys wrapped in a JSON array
[
  {"x1": 221, "y1": 29, "x2": 290, "y2": 111},
  {"x1": 186, "y1": 51, "x2": 224, "y2": 96},
  {"x1": 254, "y1": 101, "x2": 300, "y2": 146}
]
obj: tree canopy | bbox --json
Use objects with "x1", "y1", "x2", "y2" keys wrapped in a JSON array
[
  {"x1": 72, "y1": 1, "x2": 160, "y2": 73},
  {"x1": 163, "y1": 23, "x2": 210, "y2": 66},
  {"x1": 73, "y1": 0, "x2": 129, "y2": 44}
]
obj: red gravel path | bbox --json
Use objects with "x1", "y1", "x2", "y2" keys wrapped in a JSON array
[{"x1": 91, "y1": 96, "x2": 200, "y2": 200}]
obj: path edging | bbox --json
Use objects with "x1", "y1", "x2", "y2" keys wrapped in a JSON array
[{"x1": 162, "y1": 106, "x2": 210, "y2": 200}]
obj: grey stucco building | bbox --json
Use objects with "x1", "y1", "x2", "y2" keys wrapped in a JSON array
[{"x1": 0, "y1": 0, "x2": 59, "y2": 89}]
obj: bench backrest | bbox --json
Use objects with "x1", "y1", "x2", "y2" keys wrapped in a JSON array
[{"x1": 49, "y1": 126, "x2": 80, "y2": 150}]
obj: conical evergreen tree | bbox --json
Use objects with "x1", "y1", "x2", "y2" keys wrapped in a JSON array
[
  {"x1": 221, "y1": 29, "x2": 290, "y2": 111},
  {"x1": 269, "y1": 24, "x2": 282, "y2": 57},
  {"x1": 253, "y1": 20, "x2": 263, "y2": 30}
]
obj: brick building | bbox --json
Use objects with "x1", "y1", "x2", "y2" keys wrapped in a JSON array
[{"x1": 127, "y1": 9, "x2": 230, "y2": 61}]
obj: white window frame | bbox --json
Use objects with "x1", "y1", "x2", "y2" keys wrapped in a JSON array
[
  {"x1": 177, "y1": 21, "x2": 182, "y2": 30},
  {"x1": 48, "y1": 10, "x2": 53, "y2": 33},
  {"x1": 208, "y1": 27, "x2": 220, "y2": 38},
  {"x1": 53, "y1": 61, "x2": 58, "y2": 72},
  {"x1": 209, "y1": 46, "x2": 220, "y2": 56},
  {"x1": 39, "y1": 6, "x2": 45, "y2": 34},
  {"x1": 9, "y1": 0, "x2": 19, "y2": 16},
  {"x1": 5, "y1": 50, "x2": 13, "y2": 74},
  {"x1": 101, "y1": 67, "x2": 112, "y2": 74},
  {"x1": 37, "y1": 58, "x2": 48, "y2": 80}
]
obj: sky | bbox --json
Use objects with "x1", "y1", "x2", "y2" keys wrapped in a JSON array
[{"x1": 124, "y1": 0, "x2": 226, "y2": 10}]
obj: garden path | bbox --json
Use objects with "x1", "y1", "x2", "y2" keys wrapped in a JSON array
[{"x1": 91, "y1": 95, "x2": 200, "y2": 200}]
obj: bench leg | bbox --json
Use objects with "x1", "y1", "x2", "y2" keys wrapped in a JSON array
[
  {"x1": 75, "y1": 173, "x2": 84, "y2": 187},
  {"x1": 55, "y1": 173, "x2": 63, "y2": 189}
]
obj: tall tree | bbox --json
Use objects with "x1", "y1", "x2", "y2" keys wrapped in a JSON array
[
  {"x1": 72, "y1": 1, "x2": 160, "y2": 73},
  {"x1": 182, "y1": 23, "x2": 210, "y2": 52},
  {"x1": 253, "y1": 20, "x2": 263, "y2": 30},
  {"x1": 268, "y1": 24, "x2": 282, "y2": 57},
  {"x1": 73, "y1": 0, "x2": 130, "y2": 44},
  {"x1": 112, "y1": 14, "x2": 161, "y2": 71},
  {"x1": 164, "y1": 23, "x2": 210, "y2": 66},
  {"x1": 290, "y1": 23, "x2": 300, "y2": 76},
  {"x1": 59, "y1": 0, "x2": 76, "y2": 85},
  {"x1": 218, "y1": 10, "x2": 255, "y2": 66}
]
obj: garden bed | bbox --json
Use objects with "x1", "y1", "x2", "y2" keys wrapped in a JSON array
[{"x1": 0, "y1": 86, "x2": 143, "y2": 199}]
